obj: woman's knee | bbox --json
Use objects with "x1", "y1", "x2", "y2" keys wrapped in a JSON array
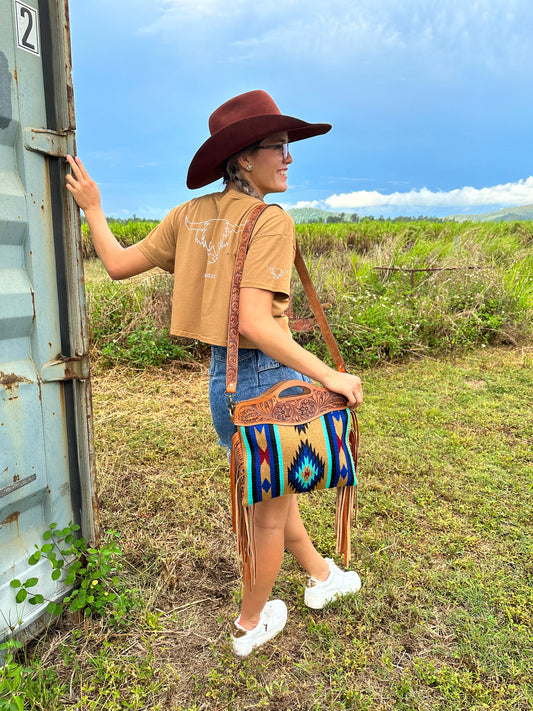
[{"x1": 253, "y1": 495, "x2": 293, "y2": 532}]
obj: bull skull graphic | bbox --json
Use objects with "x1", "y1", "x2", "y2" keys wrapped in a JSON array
[{"x1": 185, "y1": 216, "x2": 243, "y2": 265}]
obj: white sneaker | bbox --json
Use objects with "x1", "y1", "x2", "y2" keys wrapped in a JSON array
[
  {"x1": 232, "y1": 600, "x2": 288, "y2": 657},
  {"x1": 304, "y1": 558, "x2": 361, "y2": 610}
]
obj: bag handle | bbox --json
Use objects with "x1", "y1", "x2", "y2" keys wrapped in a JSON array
[
  {"x1": 225, "y1": 204, "x2": 347, "y2": 397},
  {"x1": 231, "y1": 379, "x2": 350, "y2": 427}
]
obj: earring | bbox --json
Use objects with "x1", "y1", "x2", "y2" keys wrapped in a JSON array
[{"x1": 246, "y1": 164, "x2": 253, "y2": 171}]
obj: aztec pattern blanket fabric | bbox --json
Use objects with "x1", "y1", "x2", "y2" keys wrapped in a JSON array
[{"x1": 238, "y1": 408, "x2": 357, "y2": 506}]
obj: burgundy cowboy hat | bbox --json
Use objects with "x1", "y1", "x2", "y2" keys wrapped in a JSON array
[{"x1": 186, "y1": 90, "x2": 331, "y2": 189}]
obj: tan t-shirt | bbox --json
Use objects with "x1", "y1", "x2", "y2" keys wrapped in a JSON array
[{"x1": 136, "y1": 188, "x2": 295, "y2": 348}]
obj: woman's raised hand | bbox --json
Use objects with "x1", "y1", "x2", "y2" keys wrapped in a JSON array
[
  {"x1": 65, "y1": 155, "x2": 102, "y2": 213},
  {"x1": 321, "y1": 369, "x2": 363, "y2": 409}
]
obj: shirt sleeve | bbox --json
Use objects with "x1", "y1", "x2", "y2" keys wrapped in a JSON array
[
  {"x1": 240, "y1": 207, "x2": 295, "y2": 298},
  {"x1": 135, "y1": 206, "x2": 182, "y2": 273}
]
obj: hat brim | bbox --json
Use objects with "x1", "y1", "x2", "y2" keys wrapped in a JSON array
[{"x1": 186, "y1": 114, "x2": 331, "y2": 190}]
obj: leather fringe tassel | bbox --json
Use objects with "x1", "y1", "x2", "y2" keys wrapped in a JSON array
[
  {"x1": 230, "y1": 439, "x2": 257, "y2": 589},
  {"x1": 335, "y1": 485, "x2": 356, "y2": 566},
  {"x1": 335, "y1": 410, "x2": 359, "y2": 565}
]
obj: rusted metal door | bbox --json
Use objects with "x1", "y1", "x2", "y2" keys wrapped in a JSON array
[{"x1": 0, "y1": 0, "x2": 96, "y2": 643}]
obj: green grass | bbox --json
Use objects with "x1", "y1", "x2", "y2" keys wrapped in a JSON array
[
  {"x1": 4, "y1": 346, "x2": 532, "y2": 710},
  {"x1": 292, "y1": 220, "x2": 532, "y2": 366},
  {"x1": 4, "y1": 220, "x2": 531, "y2": 708},
  {"x1": 83, "y1": 261, "x2": 201, "y2": 369}
]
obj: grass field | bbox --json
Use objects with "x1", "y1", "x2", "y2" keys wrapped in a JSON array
[
  {"x1": 3, "y1": 219, "x2": 532, "y2": 709},
  {"x1": 5, "y1": 346, "x2": 533, "y2": 710}
]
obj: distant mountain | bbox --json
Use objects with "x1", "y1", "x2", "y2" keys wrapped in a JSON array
[
  {"x1": 286, "y1": 204, "x2": 533, "y2": 224},
  {"x1": 286, "y1": 207, "x2": 344, "y2": 223},
  {"x1": 447, "y1": 204, "x2": 533, "y2": 222}
]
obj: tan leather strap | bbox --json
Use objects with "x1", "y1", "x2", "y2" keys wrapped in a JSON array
[
  {"x1": 294, "y1": 243, "x2": 347, "y2": 373},
  {"x1": 226, "y1": 205, "x2": 346, "y2": 395},
  {"x1": 226, "y1": 204, "x2": 268, "y2": 394}
]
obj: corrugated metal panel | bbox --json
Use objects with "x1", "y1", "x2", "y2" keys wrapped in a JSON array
[{"x1": 0, "y1": 0, "x2": 97, "y2": 643}]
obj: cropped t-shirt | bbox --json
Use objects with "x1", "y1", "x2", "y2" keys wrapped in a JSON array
[{"x1": 135, "y1": 188, "x2": 296, "y2": 348}]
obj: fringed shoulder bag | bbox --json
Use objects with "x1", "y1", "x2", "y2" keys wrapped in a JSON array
[{"x1": 226, "y1": 205, "x2": 359, "y2": 587}]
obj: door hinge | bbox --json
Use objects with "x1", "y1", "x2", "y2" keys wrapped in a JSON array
[
  {"x1": 40, "y1": 355, "x2": 90, "y2": 382},
  {"x1": 23, "y1": 128, "x2": 74, "y2": 157}
]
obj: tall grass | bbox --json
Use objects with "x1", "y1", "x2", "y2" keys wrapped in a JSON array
[
  {"x1": 291, "y1": 221, "x2": 533, "y2": 366},
  {"x1": 83, "y1": 219, "x2": 533, "y2": 368},
  {"x1": 81, "y1": 219, "x2": 158, "y2": 260},
  {"x1": 84, "y1": 262, "x2": 201, "y2": 369}
]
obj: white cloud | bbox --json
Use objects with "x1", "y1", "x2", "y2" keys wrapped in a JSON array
[
  {"x1": 325, "y1": 177, "x2": 533, "y2": 209},
  {"x1": 141, "y1": 0, "x2": 233, "y2": 22},
  {"x1": 137, "y1": 0, "x2": 247, "y2": 34},
  {"x1": 293, "y1": 200, "x2": 322, "y2": 209},
  {"x1": 273, "y1": 199, "x2": 322, "y2": 212}
]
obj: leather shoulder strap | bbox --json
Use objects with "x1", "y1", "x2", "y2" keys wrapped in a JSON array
[
  {"x1": 294, "y1": 243, "x2": 346, "y2": 373},
  {"x1": 226, "y1": 203, "x2": 268, "y2": 394},
  {"x1": 225, "y1": 205, "x2": 347, "y2": 395}
]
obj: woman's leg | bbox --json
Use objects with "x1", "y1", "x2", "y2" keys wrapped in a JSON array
[
  {"x1": 238, "y1": 495, "x2": 293, "y2": 629},
  {"x1": 284, "y1": 495, "x2": 362, "y2": 611},
  {"x1": 283, "y1": 496, "x2": 329, "y2": 581},
  {"x1": 238, "y1": 495, "x2": 331, "y2": 628},
  {"x1": 209, "y1": 347, "x2": 334, "y2": 626}
]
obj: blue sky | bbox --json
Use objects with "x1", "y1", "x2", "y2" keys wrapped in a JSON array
[{"x1": 69, "y1": 0, "x2": 533, "y2": 219}]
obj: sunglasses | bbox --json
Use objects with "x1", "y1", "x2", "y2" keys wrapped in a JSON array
[{"x1": 255, "y1": 142, "x2": 290, "y2": 160}]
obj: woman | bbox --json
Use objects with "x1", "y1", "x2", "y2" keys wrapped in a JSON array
[{"x1": 66, "y1": 90, "x2": 363, "y2": 657}]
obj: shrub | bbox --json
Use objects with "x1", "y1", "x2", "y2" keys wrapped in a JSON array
[
  {"x1": 100, "y1": 321, "x2": 190, "y2": 368},
  {"x1": 84, "y1": 266, "x2": 201, "y2": 367},
  {"x1": 83, "y1": 220, "x2": 533, "y2": 369},
  {"x1": 81, "y1": 219, "x2": 158, "y2": 260}
]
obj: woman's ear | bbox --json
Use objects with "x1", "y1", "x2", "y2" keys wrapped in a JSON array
[{"x1": 237, "y1": 153, "x2": 250, "y2": 172}]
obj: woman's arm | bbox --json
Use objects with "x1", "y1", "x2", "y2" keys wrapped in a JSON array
[
  {"x1": 65, "y1": 155, "x2": 154, "y2": 280},
  {"x1": 239, "y1": 287, "x2": 363, "y2": 407}
]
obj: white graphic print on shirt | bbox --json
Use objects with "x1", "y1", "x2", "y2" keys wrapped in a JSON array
[
  {"x1": 185, "y1": 216, "x2": 244, "y2": 277},
  {"x1": 266, "y1": 264, "x2": 289, "y2": 280}
]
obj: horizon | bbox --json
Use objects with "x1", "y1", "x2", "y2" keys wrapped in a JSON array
[{"x1": 96, "y1": 202, "x2": 533, "y2": 224}]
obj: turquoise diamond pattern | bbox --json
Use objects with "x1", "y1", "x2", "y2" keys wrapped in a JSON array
[{"x1": 287, "y1": 441, "x2": 325, "y2": 493}]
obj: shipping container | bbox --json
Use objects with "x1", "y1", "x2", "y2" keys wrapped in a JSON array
[{"x1": 0, "y1": 0, "x2": 96, "y2": 646}]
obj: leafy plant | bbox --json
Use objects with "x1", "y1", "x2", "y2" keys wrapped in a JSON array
[
  {"x1": 84, "y1": 219, "x2": 533, "y2": 370},
  {"x1": 10, "y1": 524, "x2": 132, "y2": 624},
  {"x1": 0, "y1": 639, "x2": 24, "y2": 711},
  {"x1": 81, "y1": 218, "x2": 158, "y2": 259},
  {"x1": 100, "y1": 321, "x2": 190, "y2": 368}
]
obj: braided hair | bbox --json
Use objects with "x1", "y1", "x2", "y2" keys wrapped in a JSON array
[{"x1": 223, "y1": 144, "x2": 262, "y2": 200}]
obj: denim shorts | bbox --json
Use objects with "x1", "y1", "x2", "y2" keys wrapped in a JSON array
[{"x1": 209, "y1": 345, "x2": 311, "y2": 451}]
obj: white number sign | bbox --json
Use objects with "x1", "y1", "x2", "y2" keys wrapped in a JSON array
[{"x1": 15, "y1": 1, "x2": 40, "y2": 56}]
